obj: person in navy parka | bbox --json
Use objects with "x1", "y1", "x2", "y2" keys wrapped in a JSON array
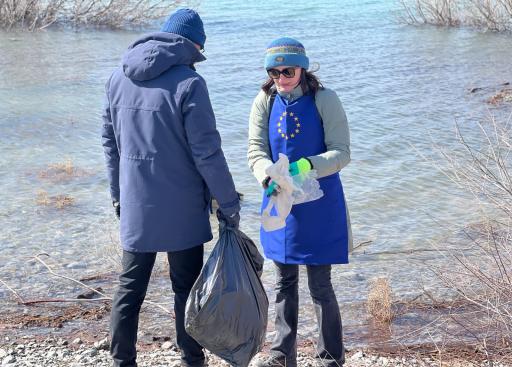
[{"x1": 101, "y1": 9, "x2": 240, "y2": 367}]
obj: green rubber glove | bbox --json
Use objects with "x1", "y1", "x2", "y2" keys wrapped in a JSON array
[
  {"x1": 289, "y1": 157, "x2": 312, "y2": 176},
  {"x1": 265, "y1": 181, "x2": 278, "y2": 197}
]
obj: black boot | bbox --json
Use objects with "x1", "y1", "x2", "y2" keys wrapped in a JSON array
[{"x1": 254, "y1": 354, "x2": 295, "y2": 367}]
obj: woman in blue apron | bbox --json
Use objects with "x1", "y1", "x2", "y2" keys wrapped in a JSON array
[{"x1": 247, "y1": 37, "x2": 352, "y2": 367}]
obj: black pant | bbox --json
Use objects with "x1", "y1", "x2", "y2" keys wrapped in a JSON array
[
  {"x1": 270, "y1": 262, "x2": 345, "y2": 367},
  {"x1": 110, "y1": 246, "x2": 205, "y2": 367}
]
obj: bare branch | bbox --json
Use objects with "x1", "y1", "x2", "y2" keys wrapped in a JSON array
[{"x1": 1, "y1": 0, "x2": 179, "y2": 30}]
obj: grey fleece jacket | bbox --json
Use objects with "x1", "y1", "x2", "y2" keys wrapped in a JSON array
[{"x1": 247, "y1": 85, "x2": 351, "y2": 184}]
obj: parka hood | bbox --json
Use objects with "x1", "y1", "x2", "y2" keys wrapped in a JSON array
[{"x1": 122, "y1": 32, "x2": 206, "y2": 82}]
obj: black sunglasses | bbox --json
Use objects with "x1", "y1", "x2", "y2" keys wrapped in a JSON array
[{"x1": 267, "y1": 67, "x2": 296, "y2": 79}]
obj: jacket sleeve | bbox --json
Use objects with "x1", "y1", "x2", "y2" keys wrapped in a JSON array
[
  {"x1": 182, "y1": 76, "x2": 240, "y2": 216},
  {"x1": 308, "y1": 88, "x2": 351, "y2": 178},
  {"x1": 101, "y1": 78, "x2": 120, "y2": 202},
  {"x1": 247, "y1": 90, "x2": 274, "y2": 185}
]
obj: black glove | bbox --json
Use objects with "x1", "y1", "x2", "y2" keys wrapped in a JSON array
[
  {"x1": 113, "y1": 200, "x2": 120, "y2": 219},
  {"x1": 216, "y1": 209, "x2": 240, "y2": 230},
  {"x1": 262, "y1": 176, "x2": 272, "y2": 189},
  {"x1": 263, "y1": 176, "x2": 280, "y2": 197}
]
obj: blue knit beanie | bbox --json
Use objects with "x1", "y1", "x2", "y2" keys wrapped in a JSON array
[
  {"x1": 161, "y1": 8, "x2": 206, "y2": 49},
  {"x1": 264, "y1": 37, "x2": 309, "y2": 70}
]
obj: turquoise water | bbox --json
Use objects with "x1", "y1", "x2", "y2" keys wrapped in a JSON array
[{"x1": 0, "y1": 0, "x2": 511, "y2": 320}]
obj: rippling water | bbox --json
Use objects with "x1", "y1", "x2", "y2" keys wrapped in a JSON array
[{"x1": 1, "y1": 0, "x2": 511, "y2": 330}]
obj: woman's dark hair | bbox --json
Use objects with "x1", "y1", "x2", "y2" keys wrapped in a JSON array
[{"x1": 262, "y1": 69, "x2": 324, "y2": 96}]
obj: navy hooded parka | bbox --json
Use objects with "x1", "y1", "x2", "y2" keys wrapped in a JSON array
[{"x1": 101, "y1": 32, "x2": 240, "y2": 252}]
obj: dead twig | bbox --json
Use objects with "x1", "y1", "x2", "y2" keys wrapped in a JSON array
[
  {"x1": 33, "y1": 253, "x2": 174, "y2": 315},
  {"x1": 0, "y1": 278, "x2": 27, "y2": 304}
]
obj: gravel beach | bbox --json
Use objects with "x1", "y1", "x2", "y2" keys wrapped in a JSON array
[{"x1": 1, "y1": 337, "x2": 510, "y2": 367}]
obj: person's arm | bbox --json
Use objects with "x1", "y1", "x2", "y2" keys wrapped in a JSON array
[
  {"x1": 248, "y1": 90, "x2": 274, "y2": 185},
  {"x1": 307, "y1": 88, "x2": 351, "y2": 178},
  {"x1": 101, "y1": 78, "x2": 120, "y2": 205},
  {"x1": 182, "y1": 76, "x2": 240, "y2": 217}
]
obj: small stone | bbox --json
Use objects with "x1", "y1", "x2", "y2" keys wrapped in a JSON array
[
  {"x1": 380, "y1": 357, "x2": 389, "y2": 366},
  {"x1": 2, "y1": 355, "x2": 16, "y2": 365},
  {"x1": 66, "y1": 262, "x2": 87, "y2": 269},
  {"x1": 161, "y1": 341, "x2": 173, "y2": 350},
  {"x1": 47, "y1": 350, "x2": 57, "y2": 358},
  {"x1": 94, "y1": 337, "x2": 109, "y2": 351},
  {"x1": 72, "y1": 338, "x2": 82, "y2": 345},
  {"x1": 0, "y1": 351, "x2": 6, "y2": 359},
  {"x1": 58, "y1": 349, "x2": 71, "y2": 358},
  {"x1": 58, "y1": 338, "x2": 68, "y2": 346},
  {"x1": 351, "y1": 351, "x2": 364, "y2": 360},
  {"x1": 86, "y1": 348, "x2": 98, "y2": 357}
]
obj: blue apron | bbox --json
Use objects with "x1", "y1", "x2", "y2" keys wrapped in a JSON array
[{"x1": 260, "y1": 93, "x2": 349, "y2": 265}]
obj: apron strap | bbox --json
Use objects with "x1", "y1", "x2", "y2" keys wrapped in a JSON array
[
  {"x1": 267, "y1": 90, "x2": 323, "y2": 126},
  {"x1": 268, "y1": 90, "x2": 277, "y2": 125}
]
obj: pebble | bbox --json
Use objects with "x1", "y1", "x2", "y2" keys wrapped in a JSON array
[
  {"x1": 1, "y1": 355, "x2": 15, "y2": 365},
  {"x1": 161, "y1": 341, "x2": 174, "y2": 350},
  {"x1": 93, "y1": 338, "x2": 109, "y2": 351},
  {"x1": 351, "y1": 350, "x2": 364, "y2": 360},
  {"x1": 66, "y1": 262, "x2": 87, "y2": 270},
  {"x1": 46, "y1": 350, "x2": 57, "y2": 358}
]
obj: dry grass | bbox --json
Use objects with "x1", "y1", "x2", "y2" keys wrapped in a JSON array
[
  {"x1": 54, "y1": 195, "x2": 74, "y2": 209},
  {"x1": 367, "y1": 277, "x2": 394, "y2": 325},
  {"x1": 0, "y1": 0, "x2": 182, "y2": 31},
  {"x1": 49, "y1": 159, "x2": 74, "y2": 175},
  {"x1": 398, "y1": 0, "x2": 512, "y2": 31},
  {"x1": 38, "y1": 158, "x2": 94, "y2": 183},
  {"x1": 38, "y1": 159, "x2": 77, "y2": 182},
  {"x1": 488, "y1": 88, "x2": 512, "y2": 105},
  {"x1": 36, "y1": 190, "x2": 51, "y2": 206},
  {"x1": 425, "y1": 111, "x2": 512, "y2": 362},
  {"x1": 398, "y1": 0, "x2": 462, "y2": 27},
  {"x1": 36, "y1": 190, "x2": 74, "y2": 209}
]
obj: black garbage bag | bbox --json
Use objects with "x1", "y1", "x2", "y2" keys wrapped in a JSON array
[{"x1": 185, "y1": 224, "x2": 268, "y2": 367}]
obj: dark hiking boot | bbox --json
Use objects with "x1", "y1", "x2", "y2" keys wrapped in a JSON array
[
  {"x1": 180, "y1": 362, "x2": 207, "y2": 367},
  {"x1": 180, "y1": 358, "x2": 207, "y2": 367},
  {"x1": 254, "y1": 354, "x2": 296, "y2": 367}
]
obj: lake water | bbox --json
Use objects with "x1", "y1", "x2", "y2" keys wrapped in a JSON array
[{"x1": 0, "y1": 0, "x2": 511, "y2": 343}]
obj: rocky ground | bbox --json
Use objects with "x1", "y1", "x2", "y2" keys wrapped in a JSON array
[{"x1": 0, "y1": 337, "x2": 510, "y2": 367}]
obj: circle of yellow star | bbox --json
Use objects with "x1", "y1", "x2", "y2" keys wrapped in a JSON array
[{"x1": 276, "y1": 111, "x2": 301, "y2": 140}]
